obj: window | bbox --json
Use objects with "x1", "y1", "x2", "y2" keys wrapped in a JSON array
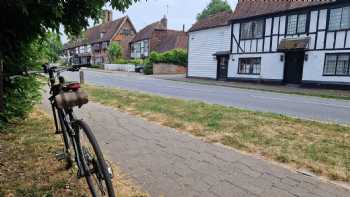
[
  {"x1": 87, "y1": 45, "x2": 91, "y2": 53},
  {"x1": 140, "y1": 41, "x2": 145, "y2": 53},
  {"x1": 143, "y1": 40, "x2": 149, "y2": 55},
  {"x1": 287, "y1": 14, "x2": 307, "y2": 34},
  {"x1": 100, "y1": 32, "x2": 105, "y2": 38},
  {"x1": 329, "y1": 6, "x2": 350, "y2": 30},
  {"x1": 238, "y1": 58, "x2": 261, "y2": 75},
  {"x1": 241, "y1": 20, "x2": 264, "y2": 39},
  {"x1": 121, "y1": 29, "x2": 130, "y2": 35},
  {"x1": 324, "y1": 54, "x2": 350, "y2": 76},
  {"x1": 135, "y1": 42, "x2": 141, "y2": 53}
]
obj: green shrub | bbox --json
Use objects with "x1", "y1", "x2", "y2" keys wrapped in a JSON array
[
  {"x1": 143, "y1": 65, "x2": 153, "y2": 75},
  {"x1": 113, "y1": 58, "x2": 144, "y2": 65},
  {"x1": 89, "y1": 64, "x2": 104, "y2": 69},
  {"x1": 0, "y1": 76, "x2": 42, "y2": 130},
  {"x1": 114, "y1": 59, "x2": 128, "y2": 64},
  {"x1": 148, "y1": 49, "x2": 188, "y2": 66},
  {"x1": 128, "y1": 59, "x2": 143, "y2": 65}
]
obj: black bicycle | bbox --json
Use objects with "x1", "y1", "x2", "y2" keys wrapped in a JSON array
[{"x1": 43, "y1": 64, "x2": 115, "y2": 197}]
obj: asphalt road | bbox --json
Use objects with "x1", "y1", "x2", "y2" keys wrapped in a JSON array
[{"x1": 63, "y1": 70, "x2": 350, "y2": 124}]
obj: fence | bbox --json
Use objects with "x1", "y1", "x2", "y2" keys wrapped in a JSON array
[{"x1": 104, "y1": 64, "x2": 135, "y2": 72}]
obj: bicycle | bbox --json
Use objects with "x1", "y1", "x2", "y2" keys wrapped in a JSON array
[{"x1": 43, "y1": 64, "x2": 115, "y2": 197}]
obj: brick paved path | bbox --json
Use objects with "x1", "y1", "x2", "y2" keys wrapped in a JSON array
[{"x1": 41, "y1": 97, "x2": 349, "y2": 197}]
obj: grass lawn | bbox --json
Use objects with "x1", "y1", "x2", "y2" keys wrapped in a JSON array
[
  {"x1": 0, "y1": 108, "x2": 147, "y2": 197},
  {"x1": 84, "y1": 85, "x2": 350, "y2": 182},
  {"x1": 171, "y1": 78, "x2": 350, "y2": 101}
]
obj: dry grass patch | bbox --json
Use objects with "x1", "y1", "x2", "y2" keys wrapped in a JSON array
[
  {"x1": 0, "y1": 108, "x2": 148, "y2": 197},
  {"x1": 84, "y1": 85, "x2": 350, "y2": 182}
]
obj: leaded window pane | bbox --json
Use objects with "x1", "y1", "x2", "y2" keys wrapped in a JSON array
[
  {"x1": 329, "y1": 8, "x2": 342, "y2": 30},
  {"x1": 297, "y1": 14, "x2": 307, "y2": 33},
  {"x1": 324, "y1": 55, "x2": 337, "y2": 75},
  {"x1": 287, "y1": 15, "x2": 297, "y2": 34},
  {"x1": 254, "y1": 20, "x2": 264, "y2": 38},
  {"x1": 241, "y1": 22, "x2": 253, "y2": 39},
  {"x1": 336, "y1": 55, "x2": 349, "y2": 75},
  {"x1": 341, "y1": 7, "x2": 350, "y2": 29},
  {"x1": 238, "y1": 58, "x2": 261, "y2": 75}
]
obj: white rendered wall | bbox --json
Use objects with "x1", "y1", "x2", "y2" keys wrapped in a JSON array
[
  {"x1": 228, "y1": 53, "x2": 285, "y2": 80},
  {"x1": 303, "y1": 50, "x2": 350, "y2": 83}
]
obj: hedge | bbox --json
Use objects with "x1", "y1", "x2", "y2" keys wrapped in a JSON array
[
  {"x1": 149, "y1": 49, "x2": 187, "y2": 66},
  {"x1": 0, "y1": 76, "x2": 42, "y2": 130},
  {"x1": 114, "y1": 58, "x2": 144, "y2": 65}
]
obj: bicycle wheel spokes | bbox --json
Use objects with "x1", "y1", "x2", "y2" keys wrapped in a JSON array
[
  {"x1": 81, "y1": 145, "x2": 107, "y2": 195},
  {"x1": 76, "y1": 120, "x2": 115, "y2": 197}
]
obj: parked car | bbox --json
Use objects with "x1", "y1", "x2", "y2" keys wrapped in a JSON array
[{"x1": 135, "y1": 64, "x2": 145, "y2": 73}]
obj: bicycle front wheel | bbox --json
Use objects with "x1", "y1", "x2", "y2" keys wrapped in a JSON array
[{"x1": 75, "y1": 120, "x2": 115, "y2": 197}]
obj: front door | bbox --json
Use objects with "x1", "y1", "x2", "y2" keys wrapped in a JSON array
[
  {"x1": 217, "y1": 55, "x2": 229, "y2": 80},
  {"x1": 284, "y1": 52, "x2": 305, "y2": 84}
]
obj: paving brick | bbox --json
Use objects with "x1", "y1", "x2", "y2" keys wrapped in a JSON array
[{"x1": 39, "y1": 97, "x2": 350, "y2": 197}]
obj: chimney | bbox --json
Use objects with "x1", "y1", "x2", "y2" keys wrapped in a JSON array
[
  {"x1": 103, "y1": 10, "x2": 113, "y2": 23},
  {"x1": 182, "y1": 24, "x2": 185, "y2": 32},
  {"x1": 161, "y1": 15, "x2": 168, "y2": 29}
]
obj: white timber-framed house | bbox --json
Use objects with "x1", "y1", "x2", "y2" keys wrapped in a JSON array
[{"x1": 188, "y1": 0, "x2": 350, "y2": 88}]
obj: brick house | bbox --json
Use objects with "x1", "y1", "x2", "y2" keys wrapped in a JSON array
[
  {"x1": 130, "y1": 16, "x2": 188, "y2": 59},
  {"x1": 63, "y1": 11, "x2": 137, "y2": 65}
]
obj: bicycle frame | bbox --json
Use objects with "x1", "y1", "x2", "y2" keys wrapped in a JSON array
[{"x1": 46, "y1": 66, "x2": 87, "y2": 177}]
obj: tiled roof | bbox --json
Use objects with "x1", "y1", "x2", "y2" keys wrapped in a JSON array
[
  {"x1": 64, "y1": 16, "x2": 128, "y2": 49},
  {"x1": 132, "y1": 21, "x2": 166, "y2": 42},
  {"x1": 153, "y1": 30, "x2": 188, "y2": 52},
  {"x1": 232, "y1": 0, "x2": 334, "y2": 20},
  {"x1": 188, "y1": 11, "x2": 234, "y2": 32}
]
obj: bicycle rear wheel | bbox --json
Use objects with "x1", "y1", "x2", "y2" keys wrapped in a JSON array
[{"x1": 75, "y1": 120, "x2": 115, "y2": 197}]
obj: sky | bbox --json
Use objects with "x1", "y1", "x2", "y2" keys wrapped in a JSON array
[{"x1": 61, "y1": 0, "x2": 237, "y2": 43}]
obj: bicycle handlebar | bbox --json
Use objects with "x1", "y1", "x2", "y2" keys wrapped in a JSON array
[{"x1": 43, "y1": 64, "x2": 82, "y2": 74}]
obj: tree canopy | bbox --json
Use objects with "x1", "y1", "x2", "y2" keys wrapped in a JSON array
[
  {"x1": 197, "y1": 0, "x2": 231, "y2": 20},
  {"x1": 0, "y1": 0, "x2": 139, "y2": 75},
  {"x1": 0, "y1": 0, "x2": 140, "y2": 114}
]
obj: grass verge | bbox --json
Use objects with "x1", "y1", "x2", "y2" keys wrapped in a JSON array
[
  {"x1": 84, "y1": 85, "x2": 350, "y2": 182},
  {"x1": 0, "y1": 108, "x2": 147, "y2": 197},
  {"x1": 170, "y1": 78, "x2": 350, "y2": 101}
]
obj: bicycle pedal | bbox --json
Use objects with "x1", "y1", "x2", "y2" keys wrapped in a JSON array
[{"x1": 55, "y1": 152, "x2": 66, "y2": 161}]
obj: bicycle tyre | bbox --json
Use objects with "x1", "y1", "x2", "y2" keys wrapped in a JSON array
[{"x1": 75, "y1": 120, "x2": 115, "y2": 197}]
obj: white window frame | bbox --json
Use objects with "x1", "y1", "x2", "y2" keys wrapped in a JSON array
[
  {"x1": 238, "y1": 58, "x2": 261, "y2": 75},
  {"x1": 323, "y1": 53, "x2": 350, "y2": 76}
]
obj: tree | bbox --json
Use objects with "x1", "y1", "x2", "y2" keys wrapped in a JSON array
[
  {"x1": 42, "y1": 32, "x2": 63, "y2": 63},
  {"x1": 197, "y1": 0, "x2": 231, "y2": 20},
  {"x1": 107, "y1": 42, "x2": 123, "y2": 63},
  {"x1": 0, "y1": 0, "x2": 139, "y2": 112}
]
